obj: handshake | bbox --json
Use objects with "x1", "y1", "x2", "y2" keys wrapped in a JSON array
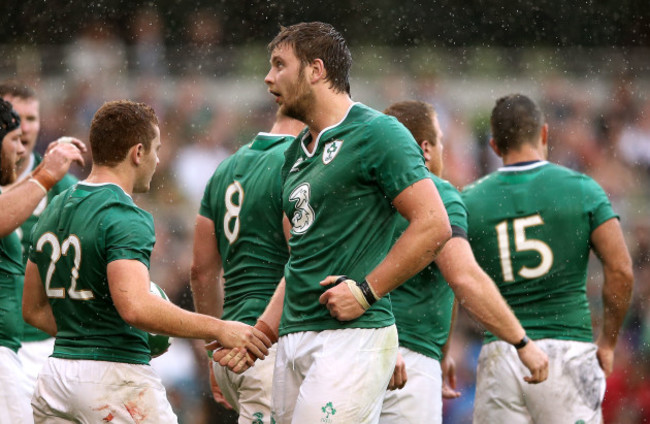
[{"x1": 206, "y1": 319, "x2": 278, "y2": 374}]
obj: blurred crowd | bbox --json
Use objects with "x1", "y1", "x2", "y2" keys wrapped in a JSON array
[{"x1": 2, "y1": 7, "x2": 649, "y2": 423}]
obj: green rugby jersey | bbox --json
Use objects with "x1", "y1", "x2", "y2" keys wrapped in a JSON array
[
  {"x1": 280, "y1": 103, "x2": 430, "y2": 335},
  {"x1": 461, "y1": 161, "x2": 617, "y2": 343},
  {"x1": 19, "y1": 153, "x2": 78, "y2": 342},
  {"x1": 391, "y1": 174, "x2": 467, "y2": 360},
  {"x1": 199, "y1": 133, "x2": 294, "y2": 325},
  {"x1": 0, "y1": 187, "x2": 25, "y2": 351},
  {"x1": 29, "y1": 183, "x2": 155, "y2": 364}
]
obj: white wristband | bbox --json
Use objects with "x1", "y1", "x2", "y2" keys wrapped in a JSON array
[
  {"x1": 345, "y1": 279, "x2": 371, "y2": 310},
  {"x1": 28, "y1": 178, "x2": 48, "y2": 195}
]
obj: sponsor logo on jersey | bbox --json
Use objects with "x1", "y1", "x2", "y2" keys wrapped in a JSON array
[{"x1": 322, "y1": 140, "x2": 343, "y2": 165}]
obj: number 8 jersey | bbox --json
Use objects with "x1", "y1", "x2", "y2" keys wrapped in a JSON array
[
  {"x1": 28, "y1": 183, "x2": 155, "y2": 364},
  {"x1": 461, "y1": 161, "x2": 617, "y2": 342},
  {"x1": 279, "y1": 103, "x2": 430, "y2": 336},
  {"x1": 199, "y1": 132, "x2": 295, "y2": 325}
]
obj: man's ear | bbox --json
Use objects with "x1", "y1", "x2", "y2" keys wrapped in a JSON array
[
  {"x1": 540, "y1": 123, "x2": 549, "y2": 147},
  {"x1": 489, "y1": 138, "x2": 502, "y2": 157},
  {"x1": 308, "y1": 58, "x2": 326, "y2": 84},
  {"x1": 130, "y1": 143, "x2": 144, "y2": 165},
  {"x1": 420, "y1": 140, "x2": 433, "y2": 162}
]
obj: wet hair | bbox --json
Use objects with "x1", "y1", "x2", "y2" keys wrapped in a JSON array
[
  {"x1": 269, "y1": 22, "x2": 352, "y2": 94},
  {"x1": 491, "y1": 94, "x2": 544, "y2": 154},
  {"x1": 0, "y1": 99, "x2": 21, "y2": 179},
  {"x1": 89, "y1": 100, "x2": 158, "y2": 167},
  {"x1": 384, "y1": 100, "x2": 439, "y2": 146},
  {"x1": 0, "y1": 80, "x2": 37, "y2": 100},
  {"x1": 0, "y1": 99, "x2": 21, "y2": 141}
]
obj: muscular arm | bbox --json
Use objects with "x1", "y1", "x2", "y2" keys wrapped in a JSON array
[
  {"x1": 368, "y1": 178, "x2": 451, "y2": 296},
  {"x1": 320, "y1": 178, "x2": 451, "y2": 319},
  {"x1": 1, "y1": 141, "x2": 85, "y2": 237},
  {"x1": 436, "y1": 236, "x2": 548, "y2": 383},
  {"x1": 591, "y1": 218, "x2": 634, "y2": 376},
  {"x1": 190, "y1": 215, "x2": 224, "y2": 320},
  {"x1": 108, "y1": 259, "x2": 270, "y2": 357},
  {"x1": 22, "y1": 260, "x2": 57, "y2": 336},
  {"x1": 0, "y1": 178, "x2": 47, "y2": 237}
]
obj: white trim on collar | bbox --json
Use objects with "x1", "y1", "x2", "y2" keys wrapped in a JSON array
[
  {"x1": 301, "y1": 102, "x2": 359, "y2": 157},
  {"x1": 498, "y1": 161, "x2": 549, "y2": 172},
  {"x1": 78, "y1": 181, "x2": 132, "y2": 199}
]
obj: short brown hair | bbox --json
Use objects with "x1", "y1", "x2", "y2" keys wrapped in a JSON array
[
  {"x1": 269, "y1": 22, "x2": 351, "y2": 94},
  {"x1": 384, "y1": 100, "x2": 439, "y2": 146},
  {"x1": 491, "y1": 94, "x2": 544, "y2": 154},
  {"x1": 0, "y1": 80, "x2": 37, "y2": 100},
  {"x1": 90, "y1": 100, "x2": 158, "y2": 166}
]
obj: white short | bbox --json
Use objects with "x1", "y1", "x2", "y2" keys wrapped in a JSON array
[
  {"x1": 473, "y1": 339, "x2": 606, "y2": 424},
  {"x1": 213, "y1": 345, "x2": 277, "y2": 424},
  {"x1": 272, "y1": 325, "x2": 398, "y2": 424},
  {"x1": 0, "y1": 346, "x2": 33, "y2": 424},
  {"x1": 380, "y1": 346, "x2": 442, "y2": 424},
  {"x1": 18, "y1": 337, "x2": 55, "y2": 392},
  {"x1": 32, "y1": 357, "x2": 178, "y2": 424}
]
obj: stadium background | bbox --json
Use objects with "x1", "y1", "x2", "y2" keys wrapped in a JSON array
[{"x1": 2, "y1": 1, "x2": 649, "y2": 422}]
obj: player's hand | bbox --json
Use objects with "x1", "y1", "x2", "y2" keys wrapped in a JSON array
[
  {"x1": 388, "y1": 351, "x2": 407, "y2": 390},
  {"x1": 41, "y1": 139, "x2": 85, "y2": 180},
  {"x1": 215, "y1": 320, "x2": 271, "y2": 360},
  {"x1": 516, "y1": 340, "x2": 549, "y2": 384},
  {"x1": 441, "y1": 355, "x2": 461, "y2": 399},
  {"x1": 212, "y1": 347, "x2": 254, "y2": 374},
  {"x1": 595, "y1": 339, "x2": 615, "y2": 377},
  {"x1": 208, "y1": 362, "x2": 234, "y2": 409},
  {"x1": 319, "y1": 275, "x2": 366, "y2": 321}
]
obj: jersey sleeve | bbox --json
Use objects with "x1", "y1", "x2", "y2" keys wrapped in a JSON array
[
  {"x1": 440, "y1": 183, "x2": 468, "y2": 233},
  {"x1": 362, "y1": 115, "x2": 430, "y2": 200},
  {"x1": 199, "y1": 171, "x2": 217, "y2": 220},
  {"x1": 581, "y1": 175, "x2": 618, "y2": 231},
  {"x1": 104, "y1": 205, "x2": 155, "y2": 268}
]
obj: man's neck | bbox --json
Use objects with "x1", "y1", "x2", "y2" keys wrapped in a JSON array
[
  {"x1": 501, "y1": 144, "x2": 545, "y2": 166},
  {"x1": 84, "y1": 165, "x2": 134, "y2": 196},
  {"x1": 305, "y1": 91, "x2": 354, "y2": 151}
]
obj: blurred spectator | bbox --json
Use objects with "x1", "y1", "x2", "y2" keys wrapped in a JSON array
[{"x1": 128, "y1": 7, "x2": 168, "y2": 77}]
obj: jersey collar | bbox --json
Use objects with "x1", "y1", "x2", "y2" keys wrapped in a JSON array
[
  {"x1": 250, "y1": 132, "x2": 293, "y2": 151},
  {"x1": 498, "y1": 160, "x2": 548, "y2": 172},
  {"x1": 300, "y1": 102, "x2": 360, "y2": 158}
]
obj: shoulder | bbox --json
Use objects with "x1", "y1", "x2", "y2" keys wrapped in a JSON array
[{"x1": 462, "y1": 172, "x2": 497, "y2": 196}]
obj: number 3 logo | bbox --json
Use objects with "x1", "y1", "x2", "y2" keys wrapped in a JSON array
[{"x1": 289, "y1": 183, "x2": 315, "y2": 235}]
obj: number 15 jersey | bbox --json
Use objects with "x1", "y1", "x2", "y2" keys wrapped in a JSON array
[{"x1": 461, "y1": 161, "x2": 617, "y2": 343}]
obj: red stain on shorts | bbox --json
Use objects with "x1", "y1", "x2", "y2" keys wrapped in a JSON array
[
  {"x1": 102, "y1": 412, "x2": 114, "y2": 422},
  {"x1": 123, "y1": 389, "x2": 148, "y2": 423}
]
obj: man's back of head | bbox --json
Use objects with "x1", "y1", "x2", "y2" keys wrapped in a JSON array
[{"x1": 491, "y1": 94, "x2": 544, "y2": 154}]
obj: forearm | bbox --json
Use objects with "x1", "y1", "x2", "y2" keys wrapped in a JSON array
[
  {"x1": 600, "y1": 267, "x2": 633, "y2": 347},
  {"x1": 441, "y1": 300, "x2": 458, "y2": 358},
  {"x1": 0, "y1": 178, "x2": 46, "y2": 237},
  {"x1": 367, "y1": 217, "x2": 450, "y2": 297},
  {"x1": 190, "y1": 266, "x2": 223, "y2": 318},
  {"x1": 453, "y1": 267, "x2": 525, "y2": 344},
  {"x1": 258, "y1": 277, "x2": 285, "y2": 334},
  {"x1": 125, "y1": 294, "x2": 226, "y2": 341},
  {"x1": 23, "y1": 305, "x2": 57, "y2": 337},
  {"x1": 438, "y1": 238, "x2": 525, "y2": 345}
]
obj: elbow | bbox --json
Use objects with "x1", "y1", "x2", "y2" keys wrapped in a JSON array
[
  {"x1": 22, "y1": 307, "x2": 36, "y2": 327},
  {"x1": 430, "y1": 221, "x2": 452, "y2": 257},
  {"x1": 117, "y1": 302, "x2": 143, "y2": 328}
]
